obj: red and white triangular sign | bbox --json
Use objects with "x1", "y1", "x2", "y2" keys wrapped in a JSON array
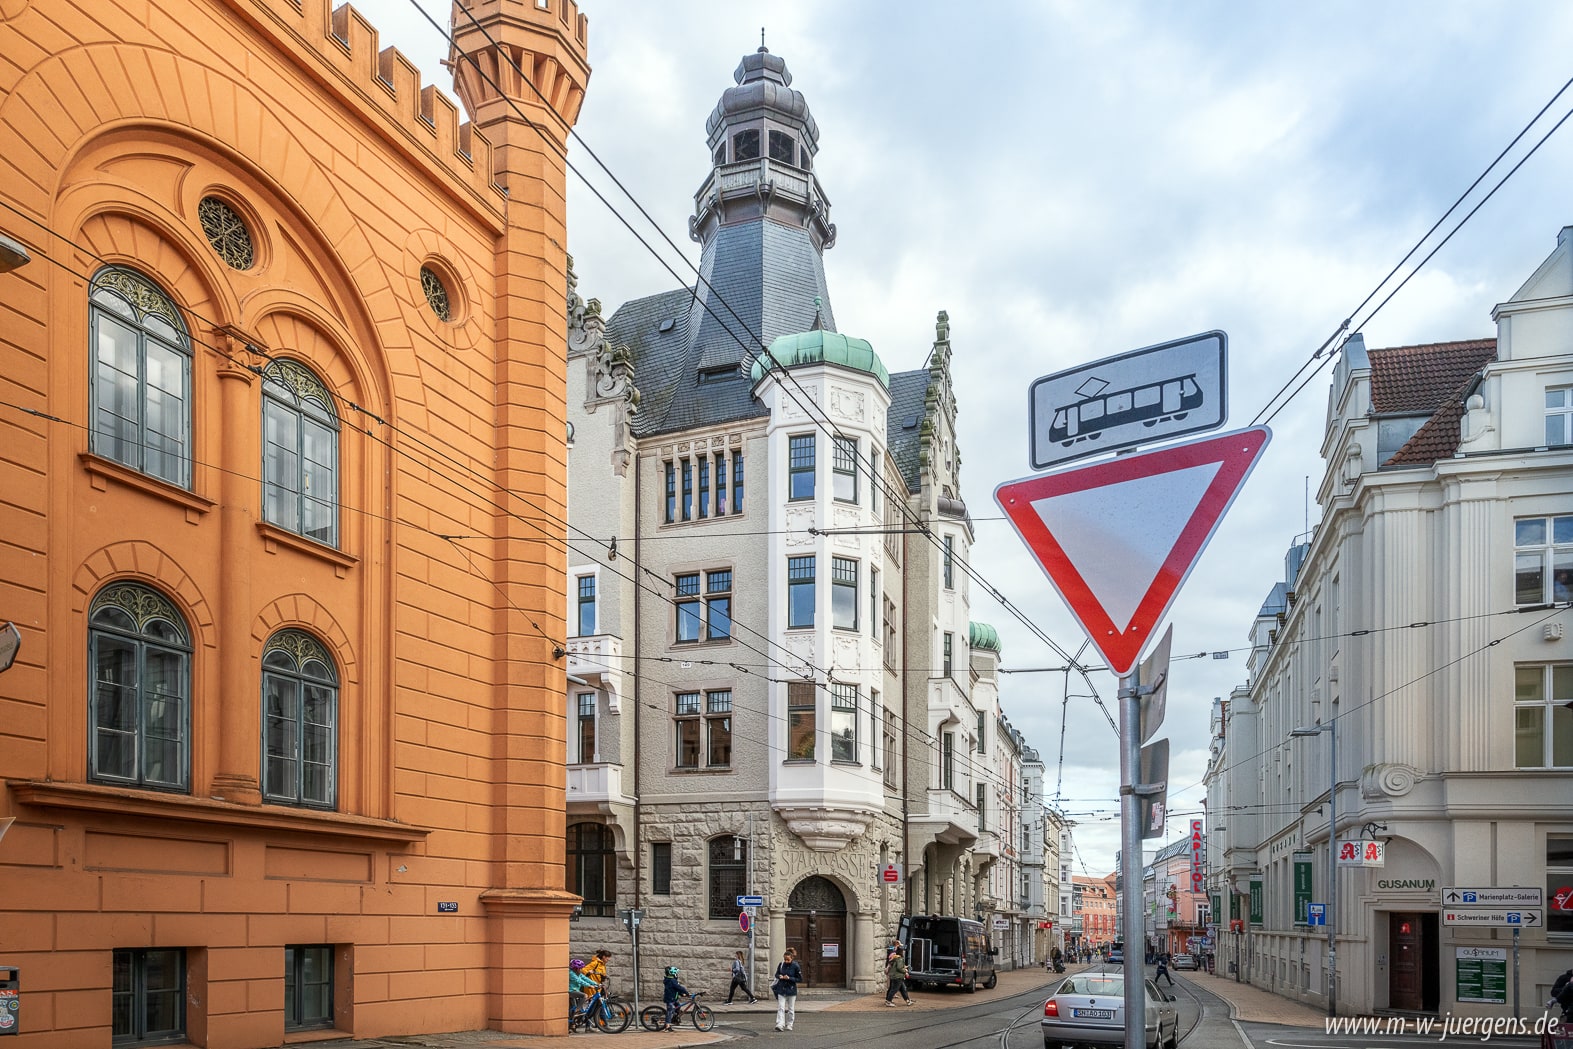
[{"x1": 994, "y1": 426, "x2": 1271, "y2": 676}]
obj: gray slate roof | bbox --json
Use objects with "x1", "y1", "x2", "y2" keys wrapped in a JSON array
[
  {"x1": 886, "y1": 369, "x2": 931, "y2": 492},
  {"x1": 607, "y1": 221, "x2": 839, "y2": 440}
]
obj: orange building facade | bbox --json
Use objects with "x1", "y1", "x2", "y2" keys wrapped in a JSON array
[{"x1": 0, "y1": 0, "x2": 589, "y2": 1044}]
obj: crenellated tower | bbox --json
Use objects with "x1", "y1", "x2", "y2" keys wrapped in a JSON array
[{"x1": 450, "y1": 0, "x2": 592, "y2": 1036}]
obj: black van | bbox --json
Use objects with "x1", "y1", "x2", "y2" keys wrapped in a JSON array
[{"x1": 897, "y1": 914, "x2": 998, "y2": 993}]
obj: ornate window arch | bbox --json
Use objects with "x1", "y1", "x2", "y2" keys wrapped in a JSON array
[
  {"x1": 89, "y1": 582, "x2": 191, "y2": 791},
  {"x1": 261, "y1": 359, "x2": 340, "y2": 546},
  {"x1": 88, "y1": 267, "x2": 192, "y2": 487},
  {"x1": 261, "y1": 630, "x2": 338, "y2": 808}
]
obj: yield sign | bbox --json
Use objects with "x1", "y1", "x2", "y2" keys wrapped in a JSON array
[{"x1": 994, "y1": 426, "x2": 1270, "y2": 675}]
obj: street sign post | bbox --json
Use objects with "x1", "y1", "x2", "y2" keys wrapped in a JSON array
[
  {"x1": 1442, "y1": 908, "x2": 1542, "y2": 927},
  {"x1": 1443, "y1": 887, "x2": 1543, "y2": 907},
  {"x1": 995, "y1": 426, "x2": 1271, "y2": 676},
  {"x1": 1029, "y1": 331, "x2": 1227, "y2": 469},
  {"x1": 1137, "y1": 626, "x2": 1171, "y2": 745},
  {"x1": 1002, "y1": 335, "x2": 1266, "y2": 1049}
]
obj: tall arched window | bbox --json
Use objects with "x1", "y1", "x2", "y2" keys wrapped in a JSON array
[
  {"x1": 88, "y1": 267, "x2": 192, "y2": 487},
  {"x1": 261, "y1": 630, "x2": 338, "y2": 808},
  {"x1": 566, "y1": 823, "x2": 616, "y2": 917},
  {"x1": 89, "y1": 583, "x2": 190, "y2": 791},
  {"x1": 262, "y1": 360, "x2": 339, "y2": 547}
]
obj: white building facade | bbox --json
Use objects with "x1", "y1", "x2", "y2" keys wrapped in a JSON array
[
  {"x1": 1206, "y1": 227, "x2": 1573, "y2": 1016},
  {"x1": 560, "y1": 46, "x2": 1053, "y2": 995}
]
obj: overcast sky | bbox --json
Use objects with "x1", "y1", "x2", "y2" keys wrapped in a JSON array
[{"x1": 377, "y1": 1, "x2": 1573, "y2": 877}]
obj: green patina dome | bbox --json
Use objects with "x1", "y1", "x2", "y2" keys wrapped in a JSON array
[
  {"x1": 969, "y1": 622, "x2": 1001, "y2": 652},
  {"x1": 749, "y1": 330, "x2": 889, "y2": 389}
]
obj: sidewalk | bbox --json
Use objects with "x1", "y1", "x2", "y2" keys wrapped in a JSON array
[{"x1": 1175, "y1": 967, "x2": 1328, "y2": 1028}]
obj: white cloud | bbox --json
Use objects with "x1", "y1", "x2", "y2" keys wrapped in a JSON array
[{"x1": 377, "y1": 0, "x2": 1573, "y2": 874}]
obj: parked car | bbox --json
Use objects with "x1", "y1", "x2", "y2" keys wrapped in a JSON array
[
  {"x1": 1042, "y1": 973, "x2": 1178, "y2": 1049},
  {"x1": 1170, "y1": 954, "x2": 1198, "y2": 971},
  {"x1": 897, "y1": 914, "x2": 998, "y2": 992}
]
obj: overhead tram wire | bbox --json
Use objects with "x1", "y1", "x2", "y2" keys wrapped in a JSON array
[
  {"x1": 421, "y1": 1, "x2": 1109, "y2": 711},
  {"x1": 1252, "y1": 72, "x2": 1573, "y2": 428}
]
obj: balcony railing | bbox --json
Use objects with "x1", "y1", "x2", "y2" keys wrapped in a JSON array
[
  {"x1": 565, "y1": 634, "x2": 623, "y2": 712},
  {"x1": 566, "y1": 762, "x2": 633, "y2": 808}
]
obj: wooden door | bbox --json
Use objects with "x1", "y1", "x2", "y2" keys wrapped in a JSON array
[
  {"x1": 810, "y1": 914, "x2": 846, "y2": 987},
  {"x1": 1389, "y1": 913, "x2": 1425, "y2": 1010}
]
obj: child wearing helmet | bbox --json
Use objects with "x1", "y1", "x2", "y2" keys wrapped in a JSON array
[
  {"x1": 568, "y1": 958, "x2": 595, "y2": 1019},
  {"x1": 662, "y1": 965, "x2": 689, "y2": 1028}
]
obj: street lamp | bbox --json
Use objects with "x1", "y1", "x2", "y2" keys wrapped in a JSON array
[
  {"x1": 1290, "y1": 722, "x2": 1336, "y2": 1018},
  {"x1": 0, "y1": 233, "x2": 30, "y2": 273}
]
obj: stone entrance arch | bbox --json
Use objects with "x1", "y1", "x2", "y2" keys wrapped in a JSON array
[{"x1": 785, "y1": 875, "x2": 848, "y2": 987}]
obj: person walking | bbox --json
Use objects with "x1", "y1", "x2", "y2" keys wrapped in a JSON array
[
  {"x1": 884, "y1": 946, "x2": 913, "y2": 1006},
  {"x1": 726, "y1": 950, "x2": 758, "y2": 1004},
  {"x1": 772, "y1": 947, "x2": 802, "y2": 1031},
  {"x1": 1155, "y1": 953, "x2": 1174, "y2": 988}
]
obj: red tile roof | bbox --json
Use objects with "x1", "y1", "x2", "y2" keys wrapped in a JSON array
[
  {"x1": 1367, "y1": 338, "x2": 1496, "y2": 466},
  {"x1": 1368, "y1": 339, "x2": 1496, "y2": 414}
]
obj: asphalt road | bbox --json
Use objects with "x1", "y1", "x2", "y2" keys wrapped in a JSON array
[{"x1": 720, "y1": 977, "x2": 1204, "y2": 1049}]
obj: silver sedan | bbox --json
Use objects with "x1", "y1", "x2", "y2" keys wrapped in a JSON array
[{"x1": 1041, "y1": 973, "x2": 1178, "y2": 1049}]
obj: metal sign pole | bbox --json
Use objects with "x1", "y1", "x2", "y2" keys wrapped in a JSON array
[
  {"x1": 1119, "y1": 668, "x2": 1144, "y2": 1049},
  {"x1": 1513, "y1": 928, "x2": 1520, "y2": 1020}
]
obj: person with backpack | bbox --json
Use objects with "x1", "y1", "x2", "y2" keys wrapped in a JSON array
[
  {"x1": 725, "y1": 950, "x2": 757, "y2": 1004},
  {"x1": 884, "y1": 946, "x2": 913, "y2": 1006}
]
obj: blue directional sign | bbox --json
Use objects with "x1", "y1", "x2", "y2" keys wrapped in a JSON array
[
  {"x1": 737, "y1": 895, "x2": 764, "y2": 907},
  {"x1": 1306, "y1": 903, "x2": 1326, "y2": 926}
]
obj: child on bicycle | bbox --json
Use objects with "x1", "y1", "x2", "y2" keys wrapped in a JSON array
[
  {"x1": 662, "y1": 965, "x2": 689, "y2": 1028},
  {"x1": 569, "y1": 958, "x2": 595, "y2": 1020}
]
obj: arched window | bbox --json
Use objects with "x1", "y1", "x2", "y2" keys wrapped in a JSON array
[
  {"x1": 88, "y1": 267, "x2": 192, "y2": 487},
  {"x1": 261, "y1": 630, "x2": 338, "y2": 808},
  {"x1": 707, "y1": 835, "x2": 748, "y2": 918},
  {"x1": 566, "y1": 823, "x2": 616, "y2": 917},
  {"x1": 89, "y1": 583, "x2": 190, "y2": 791},
  {"x1": 261, "y1": 360, "x2": 339, "y2": 546}
]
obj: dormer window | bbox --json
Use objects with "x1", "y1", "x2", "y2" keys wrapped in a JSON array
[
  {"x1": 732, "y1": 129, "x2": 760, "y2": 161},
  {"x1": 714, "y1": 143, "x2": 726, "y2": 166},
  {"x1": 769, "y1": 130, "x2": 796, "y2": 164},
  {"x1": 698, "y1": 365, "x2": 734, "y2": 385},
  {"x1": 800, "y1": 146, "x2": 812, "y2": 170}
]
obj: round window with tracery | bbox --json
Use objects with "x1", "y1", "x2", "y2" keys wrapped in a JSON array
[
  {"x1": 197, "y1": 196, "x2": 254, "y2": 270},
  {"x1": 420, "y1": 266, "x2": 452, "y2": 322}
]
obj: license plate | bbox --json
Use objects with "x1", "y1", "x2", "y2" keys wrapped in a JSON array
[{"x1": 1072, "y1": 1008, "x2": 1114, "y2": 1019}]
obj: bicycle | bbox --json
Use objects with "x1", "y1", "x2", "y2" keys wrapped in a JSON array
[
  {"x1": 570, "y1": 985, "x2": 632, "y2": 1033},
  {"x1": 640, "y1": 991, "x2": 714, "y2": 1032}
]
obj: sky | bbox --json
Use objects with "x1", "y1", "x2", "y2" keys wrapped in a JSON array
[{"x1": 375, "y1": 0, "x2": 1573, "y2": 877}]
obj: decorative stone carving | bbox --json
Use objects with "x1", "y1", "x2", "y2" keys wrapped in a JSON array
[
  {"x1": 832, "y1": 505, "x2": 860, "y2": 547},
  {"x1": 833, "y1": 634, "x2": 860, "y2": 669},
  {"x1": 829, "y1": 385, "x2": 867, "y2": 423},
  {"x1": 774, "y1": 804, "x2": 876, "y2": 852},
  {"x1": 784, "y1": 504, "x2": 816, "y2": 546},
  {"x1": 1459, "y1": 393, "x2": 1497, "y2": 450},
  {"x1": 783, "y1": 633, "x2": 816, "y2": 668},
  {"x1": 1360, "y1": 762, "x2": 1420, "y2": 799}
]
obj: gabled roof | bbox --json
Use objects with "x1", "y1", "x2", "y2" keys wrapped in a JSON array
[
  {"x1": 1368, "y1": 339, "x2": 1495, "y2": 415},
  {"x1": 1367, "y1": 338, "x2": 1496, "y2": 466}
]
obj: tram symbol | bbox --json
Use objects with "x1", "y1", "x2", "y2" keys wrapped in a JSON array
[{"x1": 1048, "y1": 373, "x2": 1205, "y2": 447}]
